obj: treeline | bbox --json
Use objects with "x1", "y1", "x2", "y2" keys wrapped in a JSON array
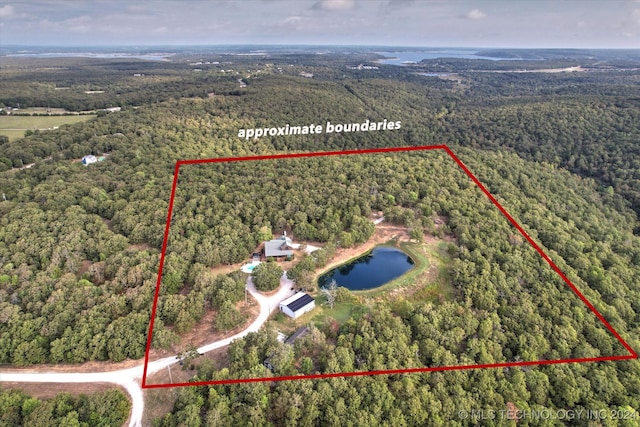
[
  {"x1": 156, "y1": 325, "x2": 636, "y2": 426},
  {"x1": 0, "y1": 58, "x2": 243, "y2": 111},
  {"x1": 0, "y1": 388, "x2": 130, "y2": 427},
  {"x1": 0, "y1": 58, "x2": 637, "y2": 374},
  {"x1": 3, "y1": 63, "x2": 638, "y2": 221},
  {"x1": 0, "y1": 116, "x2": 638, "y2": 368},
  {"x1": 156, "y1": 150, "x2": 640, "y2": 426},
  {"x1": 155, "y1": 269, "x2": 247, "y2": 342}
]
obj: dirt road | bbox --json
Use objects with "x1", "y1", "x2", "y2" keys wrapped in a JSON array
[{"x1": 0, "y1": 273, "x2": 296, "y2": 427}]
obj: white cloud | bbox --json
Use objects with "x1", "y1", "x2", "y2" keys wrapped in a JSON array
[
  {"x1": 0, "y1": 5, "x2": 15, "y2": 18},
  {"x1": 313, "y1": 0, "x2": 356, "y2": 11},
  {"x1": 1, "y1": 0, "x2": 637, "y2": 48},
  {"x1": 466, "y1": 8, "x2": 486, "y2": 20}
]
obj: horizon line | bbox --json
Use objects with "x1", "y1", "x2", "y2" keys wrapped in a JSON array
[{"x1": 2, "y1": 44, "x2": 639, "y2": 51}]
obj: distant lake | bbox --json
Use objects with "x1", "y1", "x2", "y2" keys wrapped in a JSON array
[
  {"x1": 376, "y1": 49, "x2": 525, "y2": 65},
  {"x1": 318, "y1": 246, "x2": 414, "y2": 291}
]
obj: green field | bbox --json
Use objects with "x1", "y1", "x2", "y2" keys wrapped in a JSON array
[{"x1": 0, "y1": 114, "x2": 96, "y2": 141}]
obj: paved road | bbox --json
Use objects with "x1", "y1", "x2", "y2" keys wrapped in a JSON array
[{"x1": 0, "y1": 274, "x2": 295, "y2": 427}]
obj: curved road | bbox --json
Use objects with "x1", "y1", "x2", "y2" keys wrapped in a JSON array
[{"x1": 0, "y1": 273, "x2": 295, "y2": 427}]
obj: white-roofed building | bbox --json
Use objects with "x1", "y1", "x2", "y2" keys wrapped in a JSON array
[
  {"x1": 279, "y1": 292, "x2": 315, "y2": 319},
  {"x1": 82, "y1": 155, "x2": 97, "y2": 166}
]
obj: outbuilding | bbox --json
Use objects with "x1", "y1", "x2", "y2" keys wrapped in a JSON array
[{"x1": 279, "y1": 292, "x2": 315, "y2": 319}]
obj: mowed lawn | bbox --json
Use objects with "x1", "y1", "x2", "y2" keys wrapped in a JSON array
[{"x1": 0, "y1": 115, "x2": 96, "y2": 141}]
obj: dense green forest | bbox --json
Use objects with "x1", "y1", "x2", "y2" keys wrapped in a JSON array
[
  {"x1": 2, "y1": 56, "x2": 638, "y2": 217},
  {"x1": 0, "y1": 52, "x2": 638, "y2": 424},
  {"x1": 156, "y1": 151, "x2": 640, "y2": 425},
  {"x1": 0, "y1": 388, "x2": 130, "y2": 427}
]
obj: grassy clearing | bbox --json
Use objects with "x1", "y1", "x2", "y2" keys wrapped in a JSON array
[
  {"x1": 5, "y1": 107, "x2": 75, "y2": 115},
  {"x1": 144, "y1": 387, "x2": 179, "y2": 427},
  {"x1": 0, "y1": 114, "x2": 96, "y2": 141},
  {"x1": 267, "y1": 295, "x2": 356, "y2": 335},
  {"x1": 310, "y1": 299, "x2": 355, "y2": 325},
  {"x1": 350, "y1": 238, "x2": 455, "y2": 303},
  {"x1": 0, "y1": 129, "x2": 27, "y2": 141},
  {"x1": 409, "y1": 240, "x2": 456, "y2": 302}
]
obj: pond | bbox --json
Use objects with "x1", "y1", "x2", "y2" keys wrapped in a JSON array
[{"x1": 318, "y1": 246, "x2": 414, "y2": 291}]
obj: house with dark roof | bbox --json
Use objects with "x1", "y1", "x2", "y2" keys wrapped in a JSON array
[
  {"x1": 264, "y1": 326, "x2": 310, "y2": 372},
  {"x1": 279, "y1": 292, "x2": 315, "y2": 319},
  {"x1": 284, "y1": 326, "x2": 309, "y2": 344}
]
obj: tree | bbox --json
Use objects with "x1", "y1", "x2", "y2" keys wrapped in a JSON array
[
  {"x1": 256, "y1": 225, "x2": 273, "y2": 242},
  {"x1": 295, "y1": 270, "x2": 316, "y2": 293},
  {"x1": 215, "y1": 301, "x2": 244, "y2": 333},
  {"x1": 320, "y1": 279, "x2": 338, "y2": 309},
  {"x1": 251, "y1": 261, "x2": 282, "y2": 292}
]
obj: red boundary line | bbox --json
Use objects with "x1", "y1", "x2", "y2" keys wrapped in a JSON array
[{"x1": 142, "y1": 145, "x2": 637, "y2": 388}]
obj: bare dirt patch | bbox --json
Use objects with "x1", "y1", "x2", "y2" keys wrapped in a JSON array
[
  {"x1": 210, "y1": 261, "x2": 247, "y2": 276},
  {"x1": 0, "y1": 358, "x2": 143, "y2": 375},
  {"x1": 127, "y1": 243, "x2": 153, "y2": 251},
  {"x1": 143, "y1": 346, "x2": 229, "y2": 425},
  {"x1": 144, "y1": 387, "x2": 178, "y2": 426},
  {"x1": 77, "y1": 260, "x2": 92, "y2": 276},
  {"x1": 146, "y1": 346, "x2": 228, "y2": 386}
]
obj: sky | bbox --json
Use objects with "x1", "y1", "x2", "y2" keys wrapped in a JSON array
[{"x1": 1, "y1": 0, "x2": 639, "y2": 48}]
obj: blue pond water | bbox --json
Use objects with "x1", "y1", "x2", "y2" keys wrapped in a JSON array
[{"x1": 318, "y1": 246, "x2": 414, "y2": 291}]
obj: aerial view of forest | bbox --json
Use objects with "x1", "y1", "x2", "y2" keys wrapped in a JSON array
[{"x1": 1, "y1": 1, "x2": 639, "y2": 426}]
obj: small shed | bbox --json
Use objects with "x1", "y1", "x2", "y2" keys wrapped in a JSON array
[
  {"x1": 279, "y1": 292, "x2": 315, "y2": 319},
  {"x1": 264, "y1": 326, "x2": 310, "y2": 372},
  {"x1": 82, "y1": 155, "x2": 98, "y2": 166}
]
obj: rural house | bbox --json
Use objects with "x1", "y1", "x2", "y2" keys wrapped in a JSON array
[
  {"x1": 82, "y1": 155, "x2": 98, "y2": 165},
  {"x1": 262, "y1": 232, "x2": 294, "y2": 261}
]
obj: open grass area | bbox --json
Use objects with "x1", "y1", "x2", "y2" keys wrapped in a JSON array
[
  {"x1": 5, "y1": 107, "x2": 75, "y2": 115},
  {"x1": 309, "y1": 299, "x2": 356, "y2": 325},
  {"x1": 409, "y1": 239, "x2": 456, "y2": 302},
  {"x1": 267, "y1": 295, "x2": 357, "y2": 335},
  {"x1": 345, "y1": 238, "x2": 455, "y2": 303},
  {"x1": 0, "y1": 114, "x2": 96, "y2": 141},
  {"x1": 0, "y1": 129, "x2": 27, "y2": 141}
]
